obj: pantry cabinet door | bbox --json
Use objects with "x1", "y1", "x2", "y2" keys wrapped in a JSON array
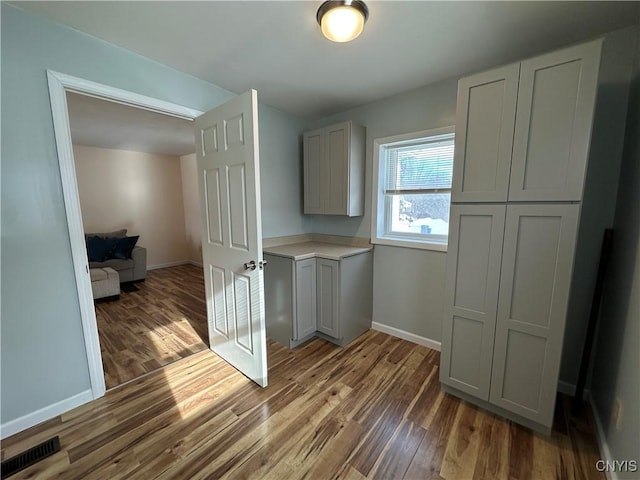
[
  {"x1": 452, "y1": 64, "x2": 519, "y2": 203},
  {"x1": 490, "y1": 204, "x2": 579, "y2": 427},
  {"x1": 509, "y1": 40, "x2": 602, "y2": 202},
  {"x1": 440, "y1": 204, "x2": 506, "y2": 400}
]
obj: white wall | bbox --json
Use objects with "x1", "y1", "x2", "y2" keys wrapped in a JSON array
[
  {"x1": 74, "y1": 145, "x2": 189, "y2": 268},
  {"x1": 180, "y1": 153, "x2": 202, "y2": 265}
]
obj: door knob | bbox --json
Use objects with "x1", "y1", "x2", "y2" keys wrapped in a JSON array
[
  {"x1": 244, "y1": 260, "x2": 257, "y2": 271},
  {"x1": 259, "y1": 260, "x2": 268, "y2": 270}
]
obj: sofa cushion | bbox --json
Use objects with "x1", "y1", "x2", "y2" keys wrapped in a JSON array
[
  {"x1": 85, "y1": 229, "x2": 127, "y2": 241},
  {"x1": 112, "y1": 235, "x2": 140, "y2": 260},
  {"x1": 86, "y1": 236, "x2": 117, "y2": 262},
  {"x1": 90, "y1": 258, "x2": 134, "y2": 271}
]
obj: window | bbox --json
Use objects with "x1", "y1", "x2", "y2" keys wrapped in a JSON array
[{"x1": 372, "y1": 127, "x2": 455, "y2": 251}]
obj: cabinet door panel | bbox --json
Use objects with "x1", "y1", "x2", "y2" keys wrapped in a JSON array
[
  {"x1": 316, "y1": 258, "x2": 340, "y2": 338},
  {"x1": 294, "y1": 258, "x2": 317, "y2": 340},
  {"x1": 509, "y1": 40, "x2": 601, "y2": 201},
  {"x1": 452, "y1": 64, "x2": 519, "y2": 203},
  {"x1": 490, "y1": 204, "x2": 579, "y2": 427},
  {"x1": 440, "y1": 204, "x2": 506, "y2": 400},
  {"x1": 325, "y1": 122, "x2": 350, "y2": 215},
  {"x1": 303, "y1": 129, "x2": 323, "y2": 214}
]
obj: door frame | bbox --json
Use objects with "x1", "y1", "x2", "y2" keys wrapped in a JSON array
[{"x1": 47, "y1": 70, "x2": 204, "y2": 399}]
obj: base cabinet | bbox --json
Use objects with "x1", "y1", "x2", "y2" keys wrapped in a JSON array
[{"x1": 264, "y1": 251, "x2": 372, "y2": 348}]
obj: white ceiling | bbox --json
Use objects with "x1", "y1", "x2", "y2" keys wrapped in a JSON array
[
  {"x1": 15, "y1": 1, "x2": 640, "y2": 120},
  {"x1": 67, "y1": 92, "x2": 195, "y2": 156}
]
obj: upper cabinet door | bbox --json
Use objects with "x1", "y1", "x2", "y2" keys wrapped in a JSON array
[
  {"x1": 303, "y1": 129, "x2": 324, "y2": 214},
  {"x1": 452, "y1": 64, "x2": 519, "y2": 203},
  {"x1": 509, "y1": 40, "x2": 602, "y2": 202},
  {"x1": 325, "y1": 122, "x2": 350, "y2": 215}
]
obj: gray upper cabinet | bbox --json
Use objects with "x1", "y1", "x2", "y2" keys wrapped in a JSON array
[
  {"x1": 440, "y1": 204, "x2": 506, "y2": 400},
  {"x1": 303, "y1": 121, "x2": 366, "y2": 216},
  {"x1": 451, "y1": 64, "x2": 519, "y2": 203},
  {"x1": 490, "y1": 205, "x2": 580, "y2": 427},
  {"x1": 509, "y1": 41, "x2": 602, "y2": 202}
]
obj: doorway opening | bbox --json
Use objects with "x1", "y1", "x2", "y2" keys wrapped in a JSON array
[
  {"x1": 66, "y1": 91, "x2": 209, "y2": 389},
  {"x1": 48, "y1": 71, "x2": 268, "y2": 401}
]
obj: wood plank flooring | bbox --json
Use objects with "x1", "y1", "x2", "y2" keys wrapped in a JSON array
[
  {"x1": 1, "y1": 331, "x2": 605, "y2": 479},
  {"x1": 96, "y1": 264, "x2": 208, "y2": 389}
]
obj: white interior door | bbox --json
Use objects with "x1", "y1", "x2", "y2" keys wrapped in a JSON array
[{"x1": 194, "y1": 90, "x2": 267, "y2": 387}]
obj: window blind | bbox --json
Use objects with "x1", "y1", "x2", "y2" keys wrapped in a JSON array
[{"x1": 383, "y1": 133, "x2": 455, "y2": 194}]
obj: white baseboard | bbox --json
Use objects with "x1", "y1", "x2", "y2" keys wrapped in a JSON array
[
  {"x1": 188, "y1": 261, "x2": 203, "y2": 268},
  {"x1": 558, "y1": 380, "x2": 577, "y2": 396},
  {"x1": 147, "y1": 260, "x2": 190, "y2": 271},
  {"x1": 371, "y1": 322, "x2": 441, "y2": 351},
  {"x1": 588, "y1": 392, "x2": 618, "y2": 480},
  {"x1": 0, "y1": 389, "x2": 93, "y2": 439}
]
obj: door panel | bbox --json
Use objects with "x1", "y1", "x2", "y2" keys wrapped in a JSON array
[
  {"x1": 490, "y1": 204, "x2": 579, "y2": 425},
  {"x1": 440, "y1": 204, "x2": 506, "y2": 400},
  {"x1": 509, "y1": 40, "x2": 601, "y2": 201},
  {"x1": 195, "y1": 90, "x2": 267, "y2": 387},
  {"x1": 227, "y1": 164, "x2": 249, "y2": 250},
  {"x1": 452, "y1": 64, "x2": 519, "y2": 203},
  {"x1": 204, "y1": 169, "x2": 223, "y2": 246}
]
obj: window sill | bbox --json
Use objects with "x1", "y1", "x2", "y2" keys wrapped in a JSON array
[{"x1": 371, "y1": 236, "x2": 448, "y2": 253}]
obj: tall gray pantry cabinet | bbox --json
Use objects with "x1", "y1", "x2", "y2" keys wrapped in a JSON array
[{"x1": 440, "y1": 40, "x2": 602, "y2": 434}]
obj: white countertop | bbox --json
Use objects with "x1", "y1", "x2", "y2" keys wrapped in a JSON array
[{"x1": 263, "y1": 241, "x2": 372, "y2": 261}]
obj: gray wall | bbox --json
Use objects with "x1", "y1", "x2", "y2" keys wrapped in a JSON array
[
  {"x1": 0, "y1": 4, "x2": 306, "y2": 426},
  {"x1": 259, "y1": 104, "x2": 311, "y2": 238},
  {"x1": 306, "y1": 28, "x2": 638, "y2": 383},
  {"x1": 561, "y1": 26, "x2": 638, "y2": 385},
  {"x1": 306, "y1": 79, "x2": 458, "y2": 343},
  {"x1": 589, "y1": 25, "x2": 639, "y2": 477}
]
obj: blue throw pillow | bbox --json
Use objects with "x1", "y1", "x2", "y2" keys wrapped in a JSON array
[
  {"x1": 86, "y1": 236, "x2": 116, "y2": 262},
  {"x1": 112, "y1": 235, "x2": 139, "y2": 260}
]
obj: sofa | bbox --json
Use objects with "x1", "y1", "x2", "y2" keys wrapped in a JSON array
[{"x1": 86, "y1": 229, "x2": 147, "y2": 283}]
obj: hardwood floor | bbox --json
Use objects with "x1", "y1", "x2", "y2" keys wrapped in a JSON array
[
  {"x1": 96, "y1": 264, "x2": 208, "y2": 389},
  {"x1": 1, "y1": 330, "x2": 605, "y2": 479}
]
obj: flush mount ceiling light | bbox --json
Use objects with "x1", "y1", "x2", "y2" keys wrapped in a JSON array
[{"x1": 317, "y1": 0, "x2": 369, "y2": 43}]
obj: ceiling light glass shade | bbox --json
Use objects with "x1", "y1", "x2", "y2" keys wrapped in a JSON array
[{"x1": 317, "y1": 1, "x2": 369, "y2": 43}]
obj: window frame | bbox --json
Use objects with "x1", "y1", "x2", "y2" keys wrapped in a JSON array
[{"x1": 371, "y1": 126, "x2": 455, "y2": 252}]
